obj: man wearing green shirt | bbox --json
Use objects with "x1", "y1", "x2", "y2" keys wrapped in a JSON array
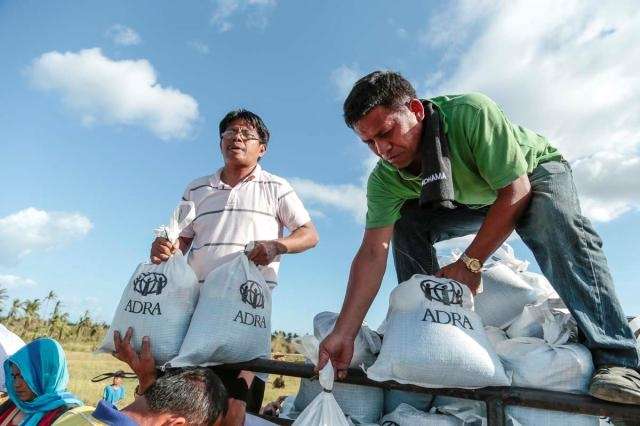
[{"x1": 318, "y1": 71, "x2": 640, "y2": 405}]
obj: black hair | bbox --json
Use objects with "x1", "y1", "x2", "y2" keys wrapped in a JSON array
[
  {"x1": 219, "y1": 109, "x2": 270, "y2": 145},
  {"x1": 343, "y1": 70, "x2": 417, "y2": 129},
  {"x1": 145, "y1": 368, "x2": 228, "y2": 426}
]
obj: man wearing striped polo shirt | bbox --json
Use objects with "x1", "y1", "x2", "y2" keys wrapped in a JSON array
[{"x1": 150, "y1": 109, "x2": 319, "y2": 413}]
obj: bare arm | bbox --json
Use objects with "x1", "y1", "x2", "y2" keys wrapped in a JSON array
[
  {"x1": 437, "y1": 174, "x2": 532, "y2": 291},
  {"x1": 317, "y1": 225, "x2": 393, "y2": 374},
  {"x1": 248, "y1": 222, "x2": 319, "y2": 265}
]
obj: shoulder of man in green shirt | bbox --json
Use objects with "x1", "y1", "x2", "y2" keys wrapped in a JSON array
[{"x1": 365, "y1": 92, "x2": 563, "y2": 229}]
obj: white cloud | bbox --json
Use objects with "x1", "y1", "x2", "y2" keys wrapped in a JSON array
[
  {"x1": 330, "y1": 64, "x2": 362, "y2": 100},
  {"x1": 188, "y1": 40, "x2": 211, "y2": 55},
  {"x1": 425, "y1": 1, "x2": 640, "y2": 161},
  {"x1": 290, "y1": 178, "x2": 367, "y2": 223},
  {"x1": 0, "y1": 208, "x2": 92, "y2": 266},
  {"x1": 572, "y1": 152, "x2": 640, "y2": 221},
  {"x1": 28, "y1": 48, "x2": 199, "y2": 140},
  {"x1": 106, "y1": 24, "x2": 141, "y2": 46},
  {"x1": 290, "y1": 155, "x2": 377, "y2": 223},
  {"x1": 423, "y1": 0, "x2": 640, "y2": 222},
  {"x1": 0, "y1": 275, "x2": 37, "y2": 289},
  {"x1": 211, "y1": 0, "x2": 276, "y2": 32}
]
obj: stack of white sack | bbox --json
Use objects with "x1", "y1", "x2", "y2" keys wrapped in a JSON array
[
  {"x1": 433, "y1": 321, "x2": 599, "y2": 424},
  {"x1": 506, "y1": 298, "x2": 577, "y2": 345},
  {"x1": 367, "y1": 274, "x2": 511, "y2": 388},
  {"x1": 99, "y1": 202, "x2": 200, "y2": 365},
  {"x1": 168, "y1": 252, "x2": 271, "y2": 367},
  {"x1": 292, "y1": 336, "x2": 351, "y2": 426},
  {"x1": 444, "y1": 244, "x2": 557, "y2": 330},
  {"x1": 292, "y1": 312, "x2": 384, "y2": 424},
  {"x1": 381, "y1": 403, "x2": 463, "y2": 426}
]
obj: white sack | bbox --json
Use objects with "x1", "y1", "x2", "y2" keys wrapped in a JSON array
[
  {"x1": 313, "y1": 311, "x2": 381, "y2": 368},
  {"x1": 367, "y1": 275, "x2": 510, "y2": 389},
  {"x1": 293, "y1": 374, "x2": 383, "y2": 424},
  {"x1": 506, "y1": 298, "x2": 572, "y2": 343},
  {"x1": 496, "y1": 337, "x2": 593, "y2": 394},
  {"x1": 506, "y1": 406, "x2": 600, "y2": 426},
  {"x1": 99, "y1": 201, "x2": 199, "y2": 365},
  {"x1": 475, "y1": 264, "x2": 539, "y2": 329},
  {"x1": 292, "y1": 336, "x2": 350, "y2": 426},
  {"x1": 432, "y1": 396, "x2": 486, "y2": 426},
  {"x1": 169, "y1": 253, "x2": 271, "y2": 367},
  {"x1": 484, "y1": 326, "x2": 508, "y2": 350},
  {"x1": 381, "y1": 403, "x2": 463, "y2": 426},
  {"x1": 0, "y1": 324, "x2": 25, "y2": 392},
  {"x1": 484, "y1": 244, "x2": 529, "y2": 273}
]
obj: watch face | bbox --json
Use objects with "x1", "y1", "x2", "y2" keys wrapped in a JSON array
[{"x1": 469, "y1": 259, "x2": 481, "y2": 271}]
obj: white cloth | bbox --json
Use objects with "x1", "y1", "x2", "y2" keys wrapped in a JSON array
[
  {"x1": 0, "y1": 324, "x2": 25, "y2": 392},
  {"x1": 180, "y1": 164, "x2": 311, "y2": 287},
  {"x1": 382, "y1": 403, "x2": 463, "y2": 426},
  {"x1": 367, "y1": 275, "x2": 511, "y2": 389},
  {"x1": 169, "y1": 253, "x2": 271, "y2": 367},
  {"x1": 313, "y1": 311, "x2": 381, "y2": 369}
]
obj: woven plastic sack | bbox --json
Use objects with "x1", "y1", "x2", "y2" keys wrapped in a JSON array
[
  {"x1": 293, "y1": 368, "x2": 383, "y2": 424},
  {"x1": 313, "y1": 311, "x2": 381, "y2": 368},
  {"x1": 475, "y1": 263, "x2": 539, "y2": 329},
  {"x1": 169, "y1": 252, "x2": 271, "y2": 367},
  {"x1": 99, "y1": 202, "x2": 199, "y2": 365},
  {"x1": 431, "y1": 396, "x2": 486, "y2": 426},
  {"x1": 506, "y1": 298, "x2": 576, "y2": 345},
  {"x1": 367, "y1": 275, "x2": 510, "y2": 388},
  {"x1": 506, "y1": 406, "x2": 600, "y2": 426},
  {"x1": 381, "y1": 403, "x2": 463, "y2": 426},
  {"x1": 495, "y1": 337, "x2": 593, "y2": 394},
  {"x1": 484, "y1": 326, "x2": 508, "y2": 350},
  {"x1": 292, "y1": 336, "x2": 350, "y2": 426}
]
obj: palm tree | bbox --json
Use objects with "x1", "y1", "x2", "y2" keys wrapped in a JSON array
[
  {"x1": 22, "y1": 298, "x2": 41, "y2": 337},
  {"x1": 48, "y1": 301, "x2": 63, "y2": 335},
  {"x1": 7, "y1": 299, "x2": 24, "y2": 324},
  {"x1": 43, "y1": 290, "x2": 58, "y2": 321},
  {"x1": 76, "y1": 310, "x2": 93, "y2": 338}
]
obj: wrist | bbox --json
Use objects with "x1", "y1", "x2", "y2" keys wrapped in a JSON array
[{"x1": 460, "y1": 253, "x2": 483, "y2": 273}]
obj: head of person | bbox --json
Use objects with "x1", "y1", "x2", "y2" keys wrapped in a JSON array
[
  {"x1": 219, "y1": 109, "x2": 270, "y2": 168},
  {"x1": 3, "y1": 338, "x2": 82, "y2": 423},
  {"x1": 136, "y1": 367, "x2": 228, "y2": 426},
  {"x1": 112, "y1": 370, "x2": 124, "y2": 387},
  {"x1": 343, "y1": 70, "x2": 426, "y2": 169}
]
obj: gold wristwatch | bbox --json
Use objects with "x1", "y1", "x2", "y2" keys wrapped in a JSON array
[{"x1": 460, "y1": 253, "x2": 483, "y2": 273}]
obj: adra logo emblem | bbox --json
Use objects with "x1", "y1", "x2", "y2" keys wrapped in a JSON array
[
  {"x1": 240, "y1": 280, "x2": 264, "y2": 309},
  {"x1": 420, "y1": 278, "x2": 463, "y2": 306},
  {"x1": 133, "y1": 272, "x2": 168, "y2": 296}
]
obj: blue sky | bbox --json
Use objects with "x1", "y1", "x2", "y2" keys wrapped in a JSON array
[{"x1": 1, "y1": 1, "x2": 639, "y2": 334}]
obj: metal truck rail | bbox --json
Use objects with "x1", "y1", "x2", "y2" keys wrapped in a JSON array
[{"x1": 219, "y1": 358, "x2": 640, "y2": 425}]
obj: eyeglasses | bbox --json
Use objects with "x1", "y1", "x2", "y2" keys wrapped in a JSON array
[{"x1": 221, "y1": 128, "x2": 261, "y2": 142}]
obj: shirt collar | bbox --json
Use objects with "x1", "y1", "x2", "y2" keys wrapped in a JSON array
[
  {"x1": 211, "y1": 164, "x2": 262, "y2": 189},
  {"x1": 93, "y1": 400, "x2": 138, "y2": 426}
]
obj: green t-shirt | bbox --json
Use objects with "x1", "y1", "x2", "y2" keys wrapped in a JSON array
[{"x1": 366, "y1": 93, "x2": 562, "y2": 229}]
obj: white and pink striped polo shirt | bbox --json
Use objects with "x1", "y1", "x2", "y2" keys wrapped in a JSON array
[{"x1": 180, "y1": 164, "x2": 311, "y2": 288}]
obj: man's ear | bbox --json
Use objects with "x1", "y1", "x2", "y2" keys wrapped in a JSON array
[
  {"x1": 166, "y1": 416, "x2": 187, "y2": 425},
  {"x1": 407, "y1": 98, "x2": 425, "y2": 121},
  {"x1": 258, "y1": 143, "x2": 267, "y2": 158}
]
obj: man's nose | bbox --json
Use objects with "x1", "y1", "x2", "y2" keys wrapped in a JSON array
[{"x1": 374, "y1": 139, "x2": 391, "y2": 156}]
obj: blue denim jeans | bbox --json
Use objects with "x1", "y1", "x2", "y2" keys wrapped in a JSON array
[{"x1": 392, "y1": 160, "x2": 639, "y2": 369}]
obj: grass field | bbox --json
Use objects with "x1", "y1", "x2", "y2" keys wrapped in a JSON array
[{"x1": 65, "y1": 350, "x2": 302, "y2": 410}]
